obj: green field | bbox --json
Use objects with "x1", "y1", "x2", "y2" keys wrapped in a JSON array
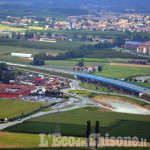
[
  {"x1": 0, "y1": 99, "x2": 47, "y2": 119},
  {"x1": 69, "y1": 58, "x2": 129, "y2": 63},
  {"x1": 0, "y1": 38, "x2": 82, "y2": 51},
  {"x1": 4, "y1": 106, "x2": 150, "y2": 141},
  {"x1": 95, "y1": 64, "x2": 150, "y2": 79},
  {"x1": 45, "y1": 60, "x2": 102, "y2": 67},
  {"x1": 0, "y1": 132, "x2": 47, "y2": 148},
  {"x1": 1, "y1": 132, "x2": 149, "y2": 149}
]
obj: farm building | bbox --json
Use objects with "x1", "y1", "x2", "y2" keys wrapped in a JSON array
[
  {"x1": 11, "y1": 53, "x2": 33, "y2": 58},
  {"x1": 0, "y1": 84, "x2": 36, "y2": 98}
]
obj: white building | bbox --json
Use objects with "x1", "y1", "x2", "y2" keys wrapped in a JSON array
[{"x1": 11, "y1": 53, "x2": 33, "y2": 58}]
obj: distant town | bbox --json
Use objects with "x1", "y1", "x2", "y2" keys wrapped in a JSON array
[{"x1": 1, "y1": 12, "x2": 150, "y2": 32}]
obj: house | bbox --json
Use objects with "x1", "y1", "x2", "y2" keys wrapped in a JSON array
[
  {"x1": 86, "y1": 65, "x2": 97, "y2": 73},
  {"x1": 73, "y1": 65, "x2": 80, "y2": 71}
]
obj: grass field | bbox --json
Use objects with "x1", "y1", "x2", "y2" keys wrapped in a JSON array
[
  {"x1": 0, "y1": 99, "x2": 48, "y2": 119},
  {"x1": 95, "y1": 64, "x2": 150, "y2": 79},
  {"x1": 69, "y1": 58, "x2": 129, "y2": 63},
  {"x1": 4, "y1": 106, "x2": 150, "y2": 141},
  {"x1": 45, "y1": 60, "x2": 102, "y2": 67}
]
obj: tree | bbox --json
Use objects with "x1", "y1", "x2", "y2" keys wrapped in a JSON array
[
  {"x1": 114, "y1": 36, "x2": 125, "y2": 47},
  {"x1": 40, "y1": 31, "x2": 44, "y2": 36},
  {"x1": 98, "y1": 65, "x2": 103, "y2": 72},
  {"x1": 17, "y1": 32, "x2": 21, "y2": 39},
  {"x1": 0, "y1": 63, "x2": 7, "y2": 71},
  {"x1": 47, "y1": 31, "x2": 52, "y2": 37},
  {"x1": 86, "y1": 121, "x2": 91, "y2": 147},
  {"x1": 0, "y1": 70, "x2": 3, "y2": 81},
  {"x1": 95, "y1": 121, "x2": 100, "y2": 148},
  {"x1": 78, "y1": 59, "x2": 84, "y2": 67},
  {"x1": 144, "y1": 80, "x2": 148, "y2": 83},
  {"x1": 25, "y1": 30, "x2": 34, "y2": 39},
  {"x1": 2, "y1": 71, "x2": 11, "y2": 84},
  {"x1": 33, "y1": 53, "x2": 45, "y2": 66}
]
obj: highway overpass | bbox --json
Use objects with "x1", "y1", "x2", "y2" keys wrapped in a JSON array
[{"x1": 74, "y1": 73, "x2": 150, "y2": 97}]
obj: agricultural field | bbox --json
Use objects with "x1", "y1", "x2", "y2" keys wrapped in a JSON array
[
  {"x1": 0, "y1": 45, "x2": 64, "y2": 64},
  {"x1": 4, "y1": 107, "x2": 150, "y2": 141},
  {"x1": 0, "y1": 99, "x2": 48, "y2": 119},
  {"x1": 29, "y1": 26, "x2": 44, "y2": 30},
  {"x1": 0, "y1": 38, "x2": 82, "y2": 51},
  {"x1": 45, "y1": 60, "x2": 102, "y2": 67},
  {"x1": 0, "y1": 25, "x2": 26, "y2": 32},
  {"x1": 94, "y1": 64, "x2": 150, "y2": 79}
]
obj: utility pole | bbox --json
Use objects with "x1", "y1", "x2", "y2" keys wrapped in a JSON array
[{"x1": 55, "y1": 101, "x2": 60, "y2": 134}]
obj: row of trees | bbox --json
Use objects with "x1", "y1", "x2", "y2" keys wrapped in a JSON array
[
  {"x1": 24, "y1": 30, "x2": 52, "y2": 39},
  {"x1": 86, "y1": 120, "x2": 100, "y2": 148}
]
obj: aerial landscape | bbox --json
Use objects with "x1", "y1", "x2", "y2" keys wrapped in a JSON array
[{"x1": 0, "y1": 0, "x2": 150, "y2": 149}]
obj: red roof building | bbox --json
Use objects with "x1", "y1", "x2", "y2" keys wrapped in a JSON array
[{"x1": 0, "y1": 84, "x2": 36, "y2": 98}]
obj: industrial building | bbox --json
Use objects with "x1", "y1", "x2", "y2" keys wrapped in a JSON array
[
  {"x1": 125, "y1": 41, "x2": 140, "y2": 50},
  {"x1": 0, "y1": 84, "x2": 36, "y2": 98}
]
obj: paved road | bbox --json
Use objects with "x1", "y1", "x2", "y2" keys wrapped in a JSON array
[{"x1": 136, "y1": 76, "x2": 150, "y2": 82}]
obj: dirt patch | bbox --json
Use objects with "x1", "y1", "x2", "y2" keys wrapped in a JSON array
[
  {"x1": 91, "y1": 96, "x2": 150, "y2": 111},
  {"x1": 110, "y1": 63, "x2": 150, "y2": 68}
]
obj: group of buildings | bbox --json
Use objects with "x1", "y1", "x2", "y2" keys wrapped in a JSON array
[
  {"x1": 124, "y1": 41, "x2": 150, "y2": 55},
  {"x1": 65, "y1": 13, "x2": 150, "y2": 32},
  {"x1": 2, "y1": 11, "x2": 150, "y2": 33},
  {"x1": 0, "y1": 72, "x2": 69, "y2": 99},
  {"x1": 73, "y1": 65, "x2": 98, "y2": 73}
]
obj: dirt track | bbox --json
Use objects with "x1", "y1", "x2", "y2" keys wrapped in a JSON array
[{"x1": 110, "y1": 63, "x2": 150, "y2": 68}]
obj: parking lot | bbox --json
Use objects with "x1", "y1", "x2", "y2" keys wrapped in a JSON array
[{"x1": 21, "y1": 95, "x2": 64, "y2": 103}]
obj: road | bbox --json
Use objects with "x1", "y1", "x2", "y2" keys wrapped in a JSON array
[{"x1": 136, "y1": 76, "x2": 150, "y2": 82}]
